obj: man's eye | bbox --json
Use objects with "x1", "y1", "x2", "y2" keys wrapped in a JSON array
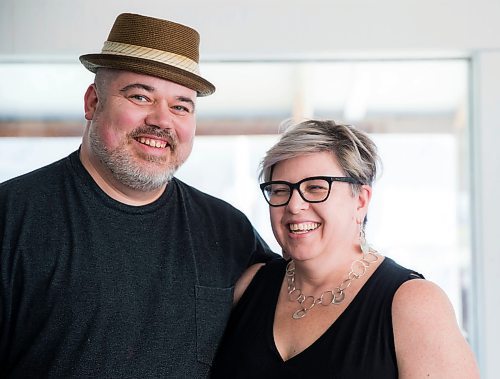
[
  {"x1": 130, "y1": 95, "x2": 149, "y2": 102},
  {"x1": 172, "y1": 105, "x2": 191, "y2": 113}
]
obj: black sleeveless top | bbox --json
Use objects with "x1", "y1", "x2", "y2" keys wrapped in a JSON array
[{"x1": 211, "y1": 257, "x2": 423, "y2": 379}]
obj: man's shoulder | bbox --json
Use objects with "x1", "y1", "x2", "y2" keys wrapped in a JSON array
[
  {"x1": 0, "y1": 154, "x2": 72, "y2": 197},
  {"x1": 173, "y1": 177, "x2": 245, "y2": 216}
]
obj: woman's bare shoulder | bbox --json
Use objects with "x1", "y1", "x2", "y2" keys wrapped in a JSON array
[
  {"x1": 233, "y1": 263, "x2": 266, "y2": 305},
  {"x1": 392, "y1": 279, "x2": 479, "y2": 378}
]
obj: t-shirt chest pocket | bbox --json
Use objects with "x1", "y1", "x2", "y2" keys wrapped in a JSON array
[{"x1": 195, "y1": 285, "x2": 234, "y2": 366}]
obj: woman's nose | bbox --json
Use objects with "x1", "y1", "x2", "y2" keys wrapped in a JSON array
[{"x1": 286, "y1": 189, "x2": 309, "y2": 214}]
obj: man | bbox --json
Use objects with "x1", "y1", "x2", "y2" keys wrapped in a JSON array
[{"x1": 0, "y1": 13, "x2": 275, "y2": 377}]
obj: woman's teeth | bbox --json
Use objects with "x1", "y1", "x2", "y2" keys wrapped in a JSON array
[{"x1": 289, "y1": 222, "x2": 320, "y2": 234}]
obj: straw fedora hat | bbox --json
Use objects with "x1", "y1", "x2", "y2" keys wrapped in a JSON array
[{"x1": 80, "y1": 13, "x2": 215, "y2": 96}]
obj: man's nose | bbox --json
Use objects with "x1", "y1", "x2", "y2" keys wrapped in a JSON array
[{"x1": 145, "y1": 102, "x2": 172, "y2": 129}]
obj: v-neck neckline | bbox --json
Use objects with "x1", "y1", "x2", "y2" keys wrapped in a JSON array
[{"x1": 269, "y1": 256, "x2": 388, "y2": 363}]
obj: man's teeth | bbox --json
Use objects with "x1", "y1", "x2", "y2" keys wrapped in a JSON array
[
  {"x1": 138, "y1": 137, "x2": 167, "y2": 148},
  {"x1": 289, "y1": 222, "x2": 320, "y2": 234}
]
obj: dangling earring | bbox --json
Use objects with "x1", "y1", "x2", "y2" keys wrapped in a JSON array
[{"x1": 359, "y1": 225, "x2": 370, "y2": 254}]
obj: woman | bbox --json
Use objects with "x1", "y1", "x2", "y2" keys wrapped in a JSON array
[{"x1": 211, "y1": 120, "x2": 479, "y2": 378}]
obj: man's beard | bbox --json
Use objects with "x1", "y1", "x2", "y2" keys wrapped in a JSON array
[{"x1": 90, "y1": 124, "x2": 183, "y2": 192}]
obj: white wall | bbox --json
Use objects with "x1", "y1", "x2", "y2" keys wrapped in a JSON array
[
  {"x1": 1, "y1": 1, "x2": 499, "y2": 377},
  {"x1": 471, "y1": 51, "x2": 500, "y2": 379},
  {"x1": 1, "y1": 0, "x2": 500, "y2": 58}
]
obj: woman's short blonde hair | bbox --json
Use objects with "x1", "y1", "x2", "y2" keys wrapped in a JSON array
[{"x1": 259, "y1": 120, "x2": 380, "y2": 194}]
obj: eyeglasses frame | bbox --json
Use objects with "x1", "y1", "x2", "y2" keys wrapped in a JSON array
[{"x1": 259, "y1": 175, "x2": 362, "y2": 207}]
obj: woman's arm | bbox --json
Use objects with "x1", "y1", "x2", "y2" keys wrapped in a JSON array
[
  {"x1": 393, "y1": 279, "x2": 480, "y2": 378},
  {"x1": 233, "y1": 263, "x2": 266, "y2": 305}
]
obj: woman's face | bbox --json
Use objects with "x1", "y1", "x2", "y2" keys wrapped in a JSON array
[{"x1": 269, "y1": 151, "x2": 370, "y2": 263}]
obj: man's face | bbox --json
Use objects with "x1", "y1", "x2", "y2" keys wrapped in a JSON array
[{"x1": 83, "y1": 70, "x2": 197, "y2": 192}]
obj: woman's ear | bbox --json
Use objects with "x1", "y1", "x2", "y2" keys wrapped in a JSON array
[
  {"x1": 83, "y1": 84, "x2": 98, "y2": 121},
  {"x1": 356, "y1": 184, "x2": 372, "y2": 222}
]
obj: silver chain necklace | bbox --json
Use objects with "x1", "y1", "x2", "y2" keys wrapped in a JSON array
[{"x1": 286, "y1": 250, "x2": 379, "y2": 319}]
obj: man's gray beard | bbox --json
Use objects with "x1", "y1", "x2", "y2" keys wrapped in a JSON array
[{"x1": 90, "y1": 127, "x2": 179, "y2": 192}]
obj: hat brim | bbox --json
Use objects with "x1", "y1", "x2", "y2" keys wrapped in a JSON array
[{"x1": 79, "y1": 54, "x2": 215, "y2": 97}]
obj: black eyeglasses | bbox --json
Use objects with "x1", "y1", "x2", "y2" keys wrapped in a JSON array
[{"x1": 260, "y1": 176, "x2": 361, "y2": 207}]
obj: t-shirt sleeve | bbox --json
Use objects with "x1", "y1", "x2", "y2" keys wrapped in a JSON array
[{"x1": 246, "y1": 227, "x2": 280, "y2": 266}]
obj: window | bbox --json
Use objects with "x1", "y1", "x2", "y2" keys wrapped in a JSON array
[{"x1": 0, "y1": 59, "x2": 472, "y2": 337}]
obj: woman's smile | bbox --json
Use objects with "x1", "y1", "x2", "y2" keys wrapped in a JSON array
[{"x1": 287, "y1": 221, "x2": 321, "y2": 234}]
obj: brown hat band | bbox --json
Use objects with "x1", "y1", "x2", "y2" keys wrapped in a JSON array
[{"x1": 101, "y1": 41, "x2": 200, "y2": 76}]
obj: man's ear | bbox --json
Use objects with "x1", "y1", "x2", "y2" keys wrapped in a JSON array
[
  {"x1": 356, "y1": 184, "x2": 372, "y2": 222},
  {"x1": 84, "y1": 84, "x2": 98, "y2": 121}
]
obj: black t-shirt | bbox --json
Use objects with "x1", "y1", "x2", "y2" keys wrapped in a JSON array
[
  {"x1": 0, "y1": 150, "x2": 276, "y2": 378},
  {"x1": 211, "y1": 257, "x2": 423, "y2": 379}
]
